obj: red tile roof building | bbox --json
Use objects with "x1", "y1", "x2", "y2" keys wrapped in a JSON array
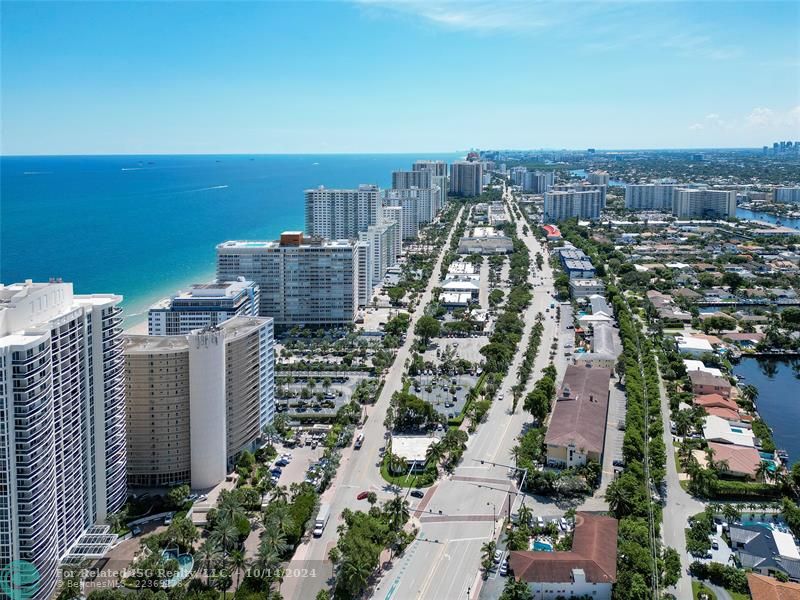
[{"x1": 509, "y1": 512, "x2": 618, "y2": 600}]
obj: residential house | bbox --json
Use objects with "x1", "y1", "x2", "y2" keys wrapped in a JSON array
[
  {"x1": 689, "y1": 370, "x2": 732, "y2": 398},
  {"x1": 730, "y1": 524, "x2": 800, "y2": 581}
]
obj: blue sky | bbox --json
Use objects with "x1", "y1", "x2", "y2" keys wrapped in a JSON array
[{"x1": 2, "y1": 0, "x2": 798, "y2": 154}]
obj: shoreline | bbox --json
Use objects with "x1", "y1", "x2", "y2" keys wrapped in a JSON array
[{"x1": 121, "y1": 267, "x2": 217, "y2": 333}]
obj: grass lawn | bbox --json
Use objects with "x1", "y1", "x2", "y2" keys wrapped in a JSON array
[
  {"x1": 380, "y1": 459, "x2": 436, "y2": 488},
  {"x1": 692, "y1": 581, "x2": 717, "y2": 600},
  {"x1": 728, "y1": 591, "x2": 750, "y2": 600}
]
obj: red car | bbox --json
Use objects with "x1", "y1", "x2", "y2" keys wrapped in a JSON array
[{"x1": 357, "y1": 491, "x2": 370, "y2": 501}]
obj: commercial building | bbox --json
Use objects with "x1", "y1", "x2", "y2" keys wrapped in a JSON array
[
  {"x1": 672, "y1": 188, "x2": 737, "y2": 219},
  {"x1": 775, "y1": 187, "x2": 800, "y2": 203},
  {"x1": 569, "y1": 278, "x2": 605, "y2": 298},
  {"x1": 147, "y1": 279, "x2": 259, "y2": 335},
  {"x1": 458, "y1": 226, "x2": 514, "y2": 254},
  {"x1": 624, "y1": 183, "x2": 679, "y2": 211},
  {"x1": 509, "y1": 512, "x2": 618, "y2": 600},
  {"x1": 125, "y1": 316, "x2": 275, "y2": 489},
  {"x1": 545, "y1": 365, "x2": 611, "y2": 468},
  {"x1": 450, "y1": 160, "x2": 483, "y2": 197},
  {"x1": 216, "y1": 232, "x2": 359, "y2": 326},
  {"x1": 544, "y1": 187, "x2": 604, "y2": 222},
  {"x1": 304, "y1": 184, "x2": 382, "y2": 239},
  {"x1": 523, "y1": 170, "x2": 554, "y2": 193},
  {"x1": 558, "y1": 248, "x2": 596, "y2": 279},
  {"x1": 0, "y1": 280, "x2": 128, "y2": 599}
]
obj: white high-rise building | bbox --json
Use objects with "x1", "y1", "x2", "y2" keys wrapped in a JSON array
[
  {"x1": 147, "y1": 279, "x2": 259, "y2": 335},
  {"x1": 125, "y1": 316, "x2": 275, "y2": 489},
  {"x1": 392, "y1": 170, "x2": 431, "y2": 190},
  {"x1": 775, "y1": 187, "x2": 800, "y2": 203},
  {"x1": 304, "y1": 184, "x2": 382, "y2": 239},
  {"x1": 672, "y1": 188, "x2": 737, "y2": 219},
  {"x1": 412, "y1": 160, "x2": 447, "y2": 177},
  {"x1": 383, "y1": 188, "x2": 433, "y2": 239},
  {"x1": 522, "y1": 171, "x2": 554, "y2": 193},
  {"x1": 0, "y1": 280, "x2": 127, "y2": 599},
  {"x1": 544, "y1": 189, "x2": 604, "y2": 222},
  {"x1": 359, "y1": 221, "x2": 400, "y2": 298},
  {"x1": 216, "y1": 232, "x2": 359, "y2": 326},
  {"x1": 551, "y1": 183, "x2": 607, "y2": 208},
  {"x1": 382, "y1": 206, "x2": 404, "y2": 258},
  {"x1": 588, "y1": 171, "x2": 610, "y2": 185},
  {"x1": 625, "y1": 183, "x2": 679, "y2": 211},
  {"x1": 509, "y1": 167, "x2": 527, "y2": 186},
  {"x1": 450, "y1": 161, "x2": 483, "y2": 197}
]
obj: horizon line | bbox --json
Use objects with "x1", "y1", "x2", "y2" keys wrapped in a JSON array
[{"x1": 0, "y1": 145, "x2": 777, "y2": 158}]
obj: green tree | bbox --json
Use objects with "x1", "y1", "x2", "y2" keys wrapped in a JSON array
[{"x1": 414, "y1": 315, "x2": 441, "y2": 343}]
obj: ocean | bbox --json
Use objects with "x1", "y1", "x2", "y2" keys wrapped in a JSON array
[{"x1": 1, "y1": 153, "x2": 461, "y2": 327}]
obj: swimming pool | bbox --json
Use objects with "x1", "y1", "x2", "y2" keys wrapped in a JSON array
[
  {"x1": 531, "y1": 539, "x2": 554, "y2": 552},
  {"x1": 161, "y1": 548, "x2": 194, "y2": 587}
]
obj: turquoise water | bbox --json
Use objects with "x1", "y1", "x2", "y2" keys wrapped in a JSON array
[
  {"x1": 1, "y1": 153, "x2": 460, "y2": 326},
  {"x1": 161, "y1": 549, "x2": 193, "y2": 586},
  {"x1": 733, "y1": 358, "x2": 800, "y2": 465},
  {"x1": 532, "y1": 540, "x2": 553, "y2": 552}
]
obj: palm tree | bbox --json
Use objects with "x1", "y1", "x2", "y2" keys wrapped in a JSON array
[
  {"x1": 509, "y1": 444, "x2": 522, "y2": 469},
  {"x1": 722, "y1": 503, "x2": 741, "y2": 524},
  {"x1": 260, "y1": 521, "x2": 290, "y2": 558},
  {"x1": 480, "y1": 540, "x2": 497, "y2": 575},
  {"x1": 337, "y1": 555, "x2": 373, "y2": 598},
  {"x1": 425, "y1": 442, "x2": 444, "y2": 468},
  {"x1": 756, "y1": 460, "x2": 769, "y2": 482},
  {"x1": 229, "y1": 549, "x2": 247, "y2": 592},
  {"x1": 517, "y1": 504, "x2": 533, "y2": 529},
  {"x1": 385, "y1": 493, "x2": 411, "y2": 531},
  {"x1": 501, "y1": 578, "x2": 534, "y2": 600},
  {"x1": 195, "y1": 539, "x2": 220, "y2": 582},
  {"x1": 270, "y1": 485, "x2": 289, "y2": 504},
  {"x1": 268, "y1": 503, "x2": 296, "y2": 537},
  {"x1": 254, "y1": 542, "x2": 280, "y2": 585}
]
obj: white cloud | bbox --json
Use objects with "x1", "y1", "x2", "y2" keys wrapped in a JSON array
[{"x1": 689, "y1": 106, "x2": 800, "y2": 133}]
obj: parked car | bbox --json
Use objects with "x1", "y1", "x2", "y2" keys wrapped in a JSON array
[
  {"x1": 613, "y1": 459, "x2": 625, "y2": 467},
  {"x1": 493, "y1": 549, "x2": 503, "y2": 564},
  {"x1": 410, "y1": 489, "x2": 424, "y2": 499},
  {"x1": 131, "y1": 526, "x2": 142, "y2": 536},
  {"x1": 357, "y1": 491, "x2": 370, "y2": 501},
  {"x1": 499, "y1": 559, "x2": 509, "y2": 576},
  {"x1": 711, "y1": 541, "x2": 719, "y2": 550},
  {"x1": 559, "y1": 517, "x2": 568, "y2": 531}
]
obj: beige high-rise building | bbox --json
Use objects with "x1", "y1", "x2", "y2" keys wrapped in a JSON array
[
  {"x1": 124, "y1": 315, "x2": 275, "y2": 489},
  {"x1": 672, "y1": 188, "x2": 737, "y2": 219},
  {"x1": 124, "y1": 336, "x2": 192, "y2": 487}
]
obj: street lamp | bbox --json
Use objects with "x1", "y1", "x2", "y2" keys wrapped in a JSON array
[
  {"x1": 487, "y1": 501, "x2": 496, "y2": 535},
  {"x1": 475, "y1": 458, "x2": 529, "y2": 518}
]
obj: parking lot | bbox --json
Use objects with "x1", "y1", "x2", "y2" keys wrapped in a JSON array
[
  {"x1": 424, "y1": 335, "x2": 489, "y2": 364},
  {"x1": 410, "y1": 374, "x2": 478, "y2": 419},
  {"x1": 275, "y1": 374, "x2": 370, "y2": 416},
  {"x1": 267, "y1": 440, "x2": 326, "y2": 488}
]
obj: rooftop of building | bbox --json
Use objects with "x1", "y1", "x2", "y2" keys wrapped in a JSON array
[
  {"x1": 217, "y1": 232, "x2": 355, "y2": 250},
  {"x1": 747, "y1": 572, "x2": 800, "y2": 600},
  {"x1": 150, "y1": 279, "x2": 256, "y2": 309},
  {"x1": 545, "y1": 365, "x2": 611, "y2": 454},
  {"x1": 509, "y1": 513, "x2": 618, "y2": 584}
]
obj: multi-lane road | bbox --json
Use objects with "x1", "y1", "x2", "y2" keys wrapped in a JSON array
[
  {"x1": 284, "y1": 207, "x2": 465, "y2": 600},
  {"x1": 371, "y1": 189, "x2": 571, "y2": 600}
]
